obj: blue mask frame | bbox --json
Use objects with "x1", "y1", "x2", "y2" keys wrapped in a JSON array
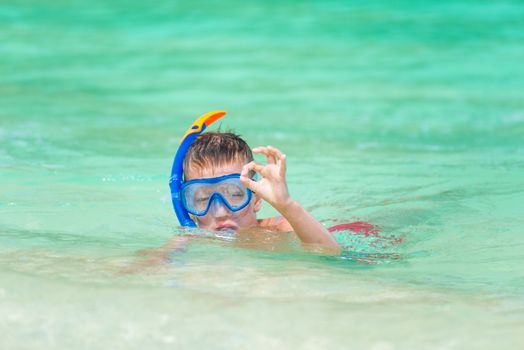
[
  {"x1": 169, "y1": 111, "x2": 227, "y2": 227},
  {"x1": 180, "y1": 173, "x2": 253, "y2": 216}
]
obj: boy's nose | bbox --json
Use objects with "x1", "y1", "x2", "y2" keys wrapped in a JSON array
[{"x1": 209, "y1": 198, "x2": 231, "y2": 218}]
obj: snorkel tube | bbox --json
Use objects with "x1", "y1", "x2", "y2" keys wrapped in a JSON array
[{"x1": 169, "y1": 110, "x2": 227, "y2": 227}]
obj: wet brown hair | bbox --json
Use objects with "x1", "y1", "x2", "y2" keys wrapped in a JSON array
[{"x1": 183, "y1": 131, "x2": 253, "y2": 178}]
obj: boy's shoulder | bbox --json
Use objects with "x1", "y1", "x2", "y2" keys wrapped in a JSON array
[{"x1": 257, "y1": 216, "x2": 293, "y2": 232}]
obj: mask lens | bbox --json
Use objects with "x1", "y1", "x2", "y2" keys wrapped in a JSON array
[
  {"x1": 193, "y1": 188, "x2": 212, "y2": 212},
  {"x1": 181, "y1": 175, "x2": 251, "y2": 216},
  {"x1": 218, "y1": 180, "x2": 249, "y2": 208},
  {"x1": 182, "y1": 184, "x2": 211, "y2": 214}
]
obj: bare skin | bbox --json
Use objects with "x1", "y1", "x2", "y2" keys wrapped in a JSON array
[
  {"x1": 183, "y1": 145, "x2": 340, "y2": 250},
  {"x1": 123, "y1": 146, "x2": 341, "y2": 273},
  {"x1": 241, "y1": 145, "x2": 340, "y2": 249}
]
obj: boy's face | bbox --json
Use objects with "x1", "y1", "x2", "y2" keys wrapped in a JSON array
[{"x1": 185, "y1": 160, "x2": 261, "y2": 232}]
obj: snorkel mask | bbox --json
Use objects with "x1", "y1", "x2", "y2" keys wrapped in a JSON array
[
  {"x1": 169, "y1": 110, "x2": 227, "y2": 227},
  {"x1": 181, "y1": 173, "x2": 253, "y2": 217}
]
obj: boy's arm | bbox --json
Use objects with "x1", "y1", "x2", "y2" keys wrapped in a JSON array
[
  {"x1": 120, "y1": 235, "x2": 190, "y2": 273},
  {"x1": 240, "y1": 146, "x2": 341, "y2": 251}
]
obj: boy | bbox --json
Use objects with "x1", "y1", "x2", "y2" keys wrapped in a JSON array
[
  {"x1": 127, "y1": 112, "x2": 340, "y2": 271},
  {"x1": 181, "y1": 131, "x2": 340, "y2": 250}
]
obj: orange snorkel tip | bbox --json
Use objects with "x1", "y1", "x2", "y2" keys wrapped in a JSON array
[{"x1": 180, "y1": 110, "x2": 227, "y2": 143}]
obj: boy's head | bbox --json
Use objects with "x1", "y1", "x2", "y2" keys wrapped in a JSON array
[
  {"x1": 182, "y1": 131, "x2": 261, "y2": 231},
  {"x1": 183, "y1": 132, "x2": 253, "y2": 180}
]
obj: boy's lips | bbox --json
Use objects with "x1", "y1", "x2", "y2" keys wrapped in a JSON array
[{"x1": 215, "y1": 223, "x2": 238, "y2": 231}]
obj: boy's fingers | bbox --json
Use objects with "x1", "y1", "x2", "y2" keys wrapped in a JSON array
[
  {"x1": 242, "y1": 161, "x2": 266, "y2": 175},
  {"x1": 252, "y1": 146, "x2": 286, "y2": 175},
  {"x1": 253, "y1": 146, "x2": 276, "y2": 164},
  {"x1": 240, "y1": 174, "x2": 258, "y2": 192},
  {"x1": 266, "y1": 145, "x2": 284, "y2": 159},
  {"x1": 240, "y1": 162, "x2": 251, "y2": 176},
  {"x1": 265, "y1": 146, "x2": 281, "y2": 165},
  {"x1": 240, "y1": 163, "x2": 252, "y2": 179},
  {"x1": 252, "y1": 146, "x2": 267, "y2": 154},
  {"x1": 279, "y1": 154, "x2": 287, "y2": 177},
  {"x1": 265, "y1": 146, "x2": 286, "y2": 177},
  {"x1": 261, "y1": 146, "x2": 277, "y2": 165},
  {"x1": 255, "y1": 146, "x2": 285, "y2": 164}
]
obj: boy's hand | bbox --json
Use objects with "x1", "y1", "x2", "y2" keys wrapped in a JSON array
[
  {"x1": 240, "y1": 146, "x2": 293, "y2": 212},
  {"x1": 241, "y1": 145, "x2": 341, "y2": 250}
]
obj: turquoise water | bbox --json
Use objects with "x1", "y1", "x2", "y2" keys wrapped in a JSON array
[{"x1": 1, "y1": 0, "x2": 524, "y2": 348}]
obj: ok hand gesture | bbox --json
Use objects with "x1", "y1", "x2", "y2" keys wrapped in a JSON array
[{"x1": 240, "y1": 146, "x2": 292, "y2": 212}]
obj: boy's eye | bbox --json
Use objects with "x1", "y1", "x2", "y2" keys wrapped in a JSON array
[
  {"x1": 195, "y1": 196, "x2": 209, "y2": 204},
  {"x1": 193, "y1": 188, "x2": 212, "y2": 202},
  {"x1": 224, "y1": 187, "x2": 244, "y2": 197}
]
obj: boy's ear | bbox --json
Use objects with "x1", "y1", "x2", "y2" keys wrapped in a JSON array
[{"x1": 253, "y1": 194, "x2": 262, "y2": 212}]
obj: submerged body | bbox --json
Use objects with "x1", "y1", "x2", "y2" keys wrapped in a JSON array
[{"x1": 168, "y1": 112, "x2": 340, "y2": 251}]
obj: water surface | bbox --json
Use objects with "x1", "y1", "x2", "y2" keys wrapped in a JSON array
[{"x1": 1, "y1": 0, "x2": 524, "y2": 348}]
